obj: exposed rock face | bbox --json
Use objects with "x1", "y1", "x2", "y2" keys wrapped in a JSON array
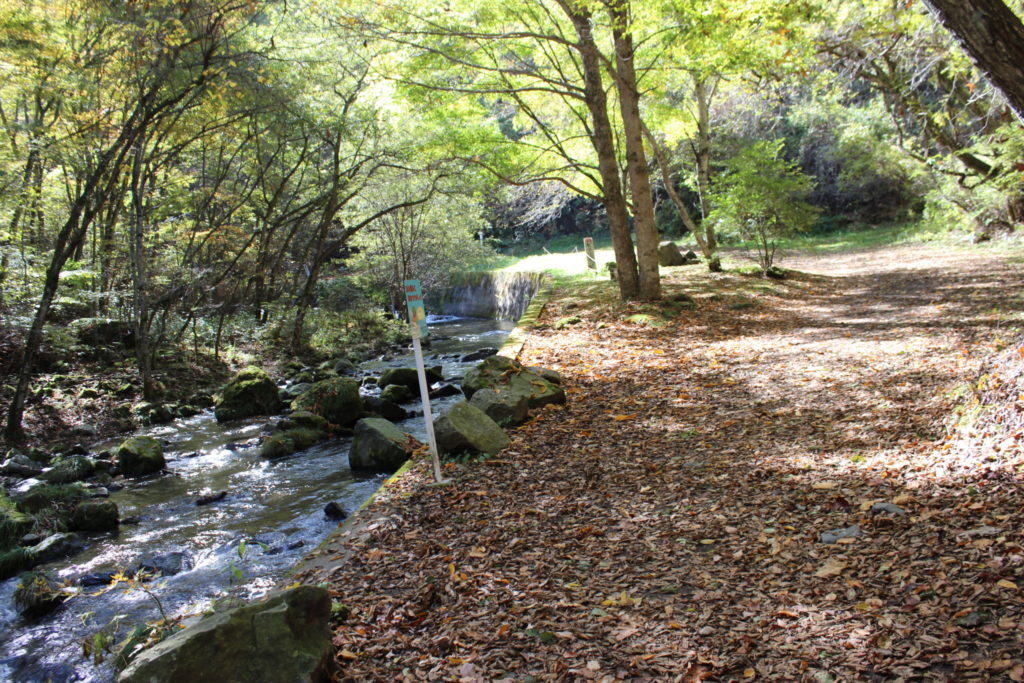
[
  {"x1": 116, "y1": 436, "x2": 166, "y2": 477},
  {"x1": 349, "y1": 418, "x2": 418, "y2": 472},
  {"x1": 117, "y1": 585, "x2": 335, "y2": 683},
  {"x1": 433, "y1": 401, "x2": 510, "y2": 456},
  {"x1": 70, "y1": 500, "x2": 119, "y2": 532},
  {"x1": 215, "y1": 367, "x2": 282, "y2": 423},
  {"x1": 290, "y1": 378, "x2": 362, "y2": 427},
  {"x1": 469, "y1": 388, "x2": 530, "y2": 427},
  {"x1": 462, "y1": 355, "x2": 565, "y2": 409}
]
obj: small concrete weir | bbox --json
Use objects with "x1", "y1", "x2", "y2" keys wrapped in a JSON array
[{"x1": 429, "y1": 271, "x2": 545, "y2": 321}]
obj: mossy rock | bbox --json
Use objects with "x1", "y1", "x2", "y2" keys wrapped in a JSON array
[
  {"x1": 433, "y1": 401, "x2": 510, "y2": 456},
  {"x1": 380, "y1": 384, "x2": 414, "y2": 403},
  {"x1": 259, "y1": 434, "x2": 296, "y2": 460},
  {"x1": 15, "y1": 484, "x2": 89, "y2": 514},
  {"x1": 115, "y1": 436, "x2": 165, "y2": 477},
  {"x1": 290, "y1": 378, "x2": 362, "y2": 427},
  {"x1": 0, "y1": 510, "x2": 35, "y2": 549},
  {"x1": 278, "y1": 410, "x2": 329, "y2": 433},
  {"x1": 40, "y1": 456, "x2": 95, "y2": 484},
  {"x1": 283, "y1": 427, "x2": 327, "y2": 452},
  {"x1": 554, "y1": 315, "x2": 582, "y2": 330},
  {"x1": 0, "y1": 547, "x2": 35, "y2": 581},
  {"x1": 349, "y1": 418, "x2": 418, "y2": 472},
  {"x1": 13, "y1": 570, "x2": 67, "y2": 617},
  {"x1": 461, "y1": 355, "x2": 523, "y2": 399},
  {"x1": 70, "y1": 500, "x2": 119, "y2": 532},
  {"x1": 214, "y1": 367, "x2": 282, "y2": 423}
]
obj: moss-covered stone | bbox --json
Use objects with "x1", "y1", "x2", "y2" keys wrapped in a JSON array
[
  {"x1": 70, "y1": 500, "x2": 119, "y2": 532},
  {"x1": 259, "y1": 434, "x2": 296, "y2": 459},
  {"x1": 278, "y1": 410, "x2": 329, "y2": 432},
  {"x1": 115, "y1": 436, "x2": 165, "y2": 477},
  {"x1": 283, "y1": 427, "x2": 327, "y2": 451},
  {"x1": 0, "y1": 509, "x2": 34, "y2": 549},
  {"x1": 117, "y1": 585, "x2": 335, "y2": 683},
  {"x1": 13, "y1": 570, "x2": 67, "y2": 617},
  {"x1": 380, "y1": 384, "x2": 413, "y2": 403},
  {"x1": 14, "y1": 484, "x2": 89, "y2": 514},
  {"x1": 433, "y1": 401, "x2": 510, "y2": 456},
  {"x1": 214, "y1": 367, "x2": 282, "y2": 423},
  {"x1": 461, "y1": 355, "x2": 523, "y2": 398},
  {"x1": 349, "y1": 418, "x2": 418, "y2": 472},
  {"x1": 290, "y1": 378, "x2": 362, "y2": 427},
  {"x1": 40, "y1": 456, "x2": 95, "y2": 484}
]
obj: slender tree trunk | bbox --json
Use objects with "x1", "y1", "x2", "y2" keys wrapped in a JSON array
[
  {"x1": 129, "y1": 143, "x2": 156, "y2": 399},
  {"x1": 563, "y1": 4, "x2": 640, "y2": 300},
  {"x1": 693, "y1": 75, "x2": 722, "y2": 271},
  {"x1": 609, "y1": 0, "x2": 660, "y2": 300}
]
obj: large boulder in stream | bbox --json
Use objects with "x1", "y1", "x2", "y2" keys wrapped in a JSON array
[
  {"x1": 291, "y1": 378, "x2": 362, "y2": 427},
  {"x1": 349, "y1": 418, "x2": 419, "y2": 472},
  {"x1": 115, "y1": 436, "x2": 165, "y2": 477},
  {"x1": 433, "y1": 401, "x2": 510, "y2": 456},
  {"x1": 40, "y1": 455, "x2": 95, "y2": 484},
  {"x1": 462, "y1": 355, "x2": 565, "y2": 409},
  {"x1": 118, "y1": 585, "x2": 335, "y2": 683},
  {"x1": 215, "y1": 367, "x2": 282, "y2": 423}
]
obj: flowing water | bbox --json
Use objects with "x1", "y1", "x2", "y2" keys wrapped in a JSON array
[{"x1": 0, "y1": 317, "x2": 514, "y2": 682}]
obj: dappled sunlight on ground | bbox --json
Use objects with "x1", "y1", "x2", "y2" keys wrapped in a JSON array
[{"x1": 317, "y1": 243, "x2": 1024, "y2": 682}]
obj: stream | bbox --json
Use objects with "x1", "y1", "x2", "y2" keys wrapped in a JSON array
[{"x1": 0, "y1": 317, "x2": 514, "y2": 682}]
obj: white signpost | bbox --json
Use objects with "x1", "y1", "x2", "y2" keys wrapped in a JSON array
[{"x1": 403, "y1": 279, "x2": 446, "y2": 484}]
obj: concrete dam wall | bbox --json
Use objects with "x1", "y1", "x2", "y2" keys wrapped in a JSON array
[{"x1": 429, "y1": 271, "x2": 545, "y2": 322}]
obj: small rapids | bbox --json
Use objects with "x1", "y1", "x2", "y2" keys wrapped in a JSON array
[{"x1": 0, "y1": 317, "x2": 514, "y2": 682}]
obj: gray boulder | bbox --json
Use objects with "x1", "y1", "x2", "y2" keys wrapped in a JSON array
[
  {"x1": 33, "y1": 532, "x2": 85, "y2": 563},
  {"x1": 433, "y1": 401, "x2": 510, "y2": 456},
  {"x1": 462, "y1": 355, "x2": 566, "y2": 410},
  {"x1": 137, "y1": 551, "x2": 191, "y2": 577},
  {"x1": 469, "y1": 388, "x2": 530, "y2": 426},
  {"x1": 349, "y1": 418, "x2": 418, "y2": 472},
  {"x1": 118, "y1": 585, "x2": 334, "y2": 683},
  {"x1": 658, "y1": 241, "x2": 687, "y2": 267},
  {"x1": 377, "y1": 366, "x2": 443, "y2": 393},
  {"x1": 1, "y1": 453, "x2": 44, "y2": 478},
  {"x1": 70, "y1": 500, "x2": 119, "y2": 532},
  {"x1": 819, "y1": 525, "x2": 862, "y2": 544},
  {"x1": 115, "y1": 436, "x2": 165, "y2": 477},
  {"x1": 362, "y1": 396, "x2": 409, "y2": 422},
  {"x1": 462, "y1": 355, "x2": 524, "y2": 398}
]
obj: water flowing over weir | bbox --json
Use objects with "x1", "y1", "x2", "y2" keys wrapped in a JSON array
[
  {"x1": 0, "y1": 317, "x2": 522, "y2": 682},
  {"x1": 429, "y1": 271, "x2": 545, "y2": 322}
]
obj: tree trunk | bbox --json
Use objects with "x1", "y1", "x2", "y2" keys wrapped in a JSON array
[
  {"x1": 609, "y1": 0, "x2": 660, "y2": 301},
  {"x1": 129, "y1": 142, "x2": 156, "y2": 400},
  {"x1": 563, "y1": 4, "x2": 640, "y2": 300},
  {"x1": 923, "y1": 0, "x2": 1024, "y2": 125},
  {"x1": 693, "y1": 75, "x2": 722, "y2": 271}
]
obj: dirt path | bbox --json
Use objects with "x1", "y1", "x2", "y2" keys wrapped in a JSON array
[{"x1": 314, "y1": 244, "x2": 1024, "y2": 682}]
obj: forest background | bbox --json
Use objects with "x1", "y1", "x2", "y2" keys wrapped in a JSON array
[{"x1": 2, "y1": 0, "x2": 1023, "y2": 444}]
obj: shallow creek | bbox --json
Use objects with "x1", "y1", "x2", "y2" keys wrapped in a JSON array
[{"x1": 0, "y1": 317, "x2": 513, "y2": 682}]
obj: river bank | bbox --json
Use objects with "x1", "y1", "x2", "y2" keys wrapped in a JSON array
[{"x1": 0, "y1": 317, "x2": 515, "y2": 681}]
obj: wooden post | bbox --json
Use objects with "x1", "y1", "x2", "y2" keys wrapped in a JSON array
[
  {"x1": 403, "y1": 279, "x2": 445, "y2": 484},
  {"x1": 584, "y1": 237, "x2": 596, "y2": 270}
]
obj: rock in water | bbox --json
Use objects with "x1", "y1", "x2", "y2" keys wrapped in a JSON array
[
  {"x1": 362, "y1": 396, "x2": 409, "y2": 422},
  {"x1": 380, "y1": 384, "x2": 414, "y2": 403},
  {"x1": 460, "y1": 348, "x2": 499, "y2": 363},
  {"x1": 349, "y1": 418, "x2": 419, "y2": 472},
  {"x1": 70, "y1": 500, "x2": 119, "y2": 532},
  {"x1": 433, "y1": 401, "x2": 510, "y2": 456},
  {"x1": 40, "y1": 455, "x2": 95, "y2": 484},
  {"x1": 214, "y1": 367, "x2": 282, "y2": 423},
  {"x1": 115, "y1": 436, "x2": 165, "y2": 477},
  {"x1": 291, "y1": 378, "x2": 362, "y2": 427},
  {"x1": 117, "y1": 585, "x2": 335, "y2": 683},
  {"x1": 195, "y1": 491, "x2": 227, "y2": 506},
  {"x1": 323, "y1": 502, "x2": 347, "y2": 520},
  {"x1": 137, "y1": 551, "x2": 191, "y2": 578}
]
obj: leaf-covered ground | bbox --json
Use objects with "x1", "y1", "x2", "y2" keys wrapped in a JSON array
[{"x1": 303, "y1": 245, "x2": 1024, "y2": 682}]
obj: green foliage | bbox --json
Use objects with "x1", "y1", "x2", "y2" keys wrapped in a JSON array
[
  {"x1": 306, "y1": 310, "x2": 408, "y2": 360},
  {"x1": 709, "y1": 140, "x2": 820, "y2": 276}
]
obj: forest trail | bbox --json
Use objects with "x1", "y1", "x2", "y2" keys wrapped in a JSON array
[{"x1": 319, "y1": 244, "x2": 1024, "y2": 682}]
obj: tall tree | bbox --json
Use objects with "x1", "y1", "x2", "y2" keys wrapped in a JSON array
[{"x1": 922, "y1": 0, "x2": 1024, "y2": 125}]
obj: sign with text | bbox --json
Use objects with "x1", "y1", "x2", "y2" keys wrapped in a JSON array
[{"x1": 404, "y1": 279, "x2": 428, "y2": 339}]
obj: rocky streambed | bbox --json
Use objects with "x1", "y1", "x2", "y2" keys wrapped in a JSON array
[{"x1": 0, "y1": 317, "x2": 516, "y2": 682}]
